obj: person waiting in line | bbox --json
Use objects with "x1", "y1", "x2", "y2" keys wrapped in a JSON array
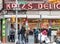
[
  {"x1": 16, "y1": 24, "x2": 21, "y2": 44},
  {"x1": 18, "y1": 25, "x2": 21, "y2": 41},
  {"x1": 9, "y1": 24, "x2": 15, "y2": 42},
  {"x1": 56, "y1": 28, "x2": 60, "y2": 44},
  {"x1": 20, "y1": 25, "x2": 26, "y2": 44},
  {"x1": 29, "y1": 29, "x2": 33, "y2": 35},
  {"x1": 40, "y1": 28, "x2": 50, "y2": 44},
  {"x1": 34, "y1": 27, "x2": 39, "y2": 43},
  {"x1": 25, "y1": 28, "x2": 30, "y2": 43},
  {"x1": 47, "y1": 27, "x2": 51, "y2": 41}
]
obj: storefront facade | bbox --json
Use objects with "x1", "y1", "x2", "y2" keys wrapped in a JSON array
[{"x1": 0, "y1": 0, "x2": 60, "y2": 42}]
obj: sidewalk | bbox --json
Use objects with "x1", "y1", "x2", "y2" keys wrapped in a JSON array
[
  {"x1": 1, "y1": 42, "x2": 57, "y2": 44},
  {"x1": 0, "y1": 35, "x2": 57, "y2": 44},
  {"x1": 1, "y1": 42, "x2": 14, "y2": 44}
]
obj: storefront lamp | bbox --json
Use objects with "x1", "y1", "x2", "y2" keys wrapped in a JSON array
[
  {"x1": 48, "y1": 0, "x2": 58, "y2": 3},
  {"x1": 11, "y1": 16, "x2": 16, "y2": 23}
]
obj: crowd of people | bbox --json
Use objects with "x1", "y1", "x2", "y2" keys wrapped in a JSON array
[{"x1": 8, "y1": 24, "x2": 60, "y2": 44}]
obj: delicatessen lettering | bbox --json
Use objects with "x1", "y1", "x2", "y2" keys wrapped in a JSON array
[{"x1": 4, "y1": 3, "x2": 60, "y2": 10}]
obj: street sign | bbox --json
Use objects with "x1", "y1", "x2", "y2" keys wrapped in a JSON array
[{"x1": 18, "y1": 1, "x2": 27, "y2": 4}]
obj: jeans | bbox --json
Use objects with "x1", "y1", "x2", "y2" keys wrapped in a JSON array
[
  {"x1": 21, "y1": 34, "x2": 26, "y2": 44},
  {"x1": 10, "y1": 35, "x2": 15, "y2": 42},
  {"x1": 18, "y1": 34, "x2": 20, "y2": 40},
  {"x1": 34, "y1": 35, "x2": 38, "y2": 43}
]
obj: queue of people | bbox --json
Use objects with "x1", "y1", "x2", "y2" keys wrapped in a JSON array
[
  {"x1": 8, "y1": 24, "x2": 60, "y2": 44},
  {"x1": 8, "y1": 26, "x2": 51, "y2": 44}
]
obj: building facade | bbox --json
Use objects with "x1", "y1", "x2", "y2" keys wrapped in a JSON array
[
  {"x1": 0, "y1": 0, "x2": 60, "y2": 42},
  {"x1": 4, "y1": 0, "x2": 60, "y2": 29}
]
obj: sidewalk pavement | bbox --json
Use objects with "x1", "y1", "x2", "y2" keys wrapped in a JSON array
[
  {"x1": 1, "y1": 42, "x2": 14, "y2": 44},
  {"x1": 1, "y1": 42, "x2": 57, "y2": 44},
  {"x1": 0, "y1": 35, "x2": 57, "y2": 44}
]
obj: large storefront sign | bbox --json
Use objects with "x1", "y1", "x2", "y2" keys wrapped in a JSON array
[{"x1": 4, "y1": 3, "x2": 60, "y2": 10}]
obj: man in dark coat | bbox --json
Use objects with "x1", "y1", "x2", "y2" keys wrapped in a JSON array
[
  {"x1": 47, "y1": 28, "x2": 51, "y2": 41},
  {"x1": 20, "y1": 26, "x2": 26, "y2": 44},
  {"x1": 34, "y1": 28, "x2": 39, "y2": 43}
]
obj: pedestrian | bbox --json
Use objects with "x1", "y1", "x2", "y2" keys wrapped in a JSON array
[
  {"x1": 40, "y1": 28, "x2": 50, "y2": 44},
  {"x1": 47, "y1": 27, "x2": 51, "y2": 41},
  {"x1": 56, "y1": 28, "x2": 60, "y2": 44},
  {"x1": 34, "y1": 27, "x2": 39, "y2": 43},
  {"x1": 18, "y1": 25, "x2": 21, "y2": 41},
  {"x1": 20, "y1": 25, "x2": 26, "y2": 44},
  {"x1": 38, "y1": 29, "x2": 41, "y2": 42},
  {"x1": 9, "y1": 24, "x2": 15, "y2": 42},
  {"x1": 29, "y1": 28, "x2": 33, "y2": 35},
  {"x1": 25, "y1": 28, "x2": 30, "y2": 43}
]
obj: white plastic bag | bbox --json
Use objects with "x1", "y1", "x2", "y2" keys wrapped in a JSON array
[
  {"x1": 38, "y1": 33, "x2": 47, "y2": 42},
  {"x1": 41, "y1": 34, "x2": 47, "y2": 42},
  {"x1": 45, "y1": 37, "x2": 50, "y2": 43},
  {"x1": 38, "y1": 33, "x2": 40, "y2": 40}
]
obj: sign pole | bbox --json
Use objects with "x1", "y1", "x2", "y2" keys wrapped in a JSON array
[
  {"x1": 40, "y1": 15, "x2": 42, "y2": 44},
  {"x1": 15, "y1": 0, "x2": 18, "y2": 44}
]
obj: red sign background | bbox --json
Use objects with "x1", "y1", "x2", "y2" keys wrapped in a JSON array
[{"x1": 4, "y1": 3, "x2": 60, "y2": 10}]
